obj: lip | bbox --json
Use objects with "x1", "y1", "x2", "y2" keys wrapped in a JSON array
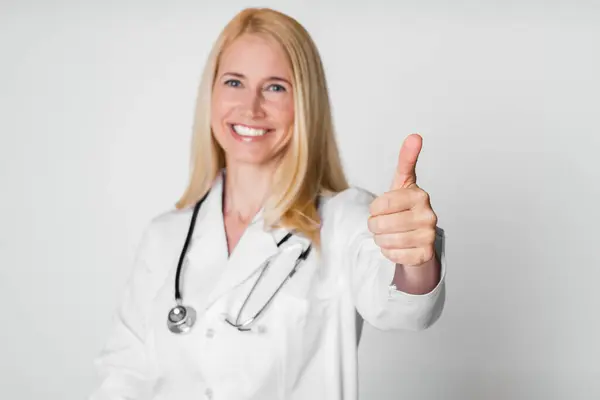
[{"x1": 228, "y1": 123, "x2": 273, "y2": 143}]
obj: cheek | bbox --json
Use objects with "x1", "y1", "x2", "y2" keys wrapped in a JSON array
[
  {"x1": 284, "y1": 107, "x2": 295, "y2": 128},
  {"x1": 210, "y1": 97, "x2": 229, "y2": 133},
  {"x1": 271, "y1": 100, "x2": 295, "y2": 131}
]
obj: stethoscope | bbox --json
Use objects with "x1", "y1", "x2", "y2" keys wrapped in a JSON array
[{"x1": 167, "y1": 191, "x2": 313, "y2": 334}]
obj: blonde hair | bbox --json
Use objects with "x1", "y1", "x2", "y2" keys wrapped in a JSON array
[{"x1": 175, "y1": 7, "x2": 348, "y2": 246}]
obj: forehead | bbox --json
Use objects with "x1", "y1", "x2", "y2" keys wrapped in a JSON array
[{"x1": 218, "y1": 33, "x2": 292, "y2": 79}]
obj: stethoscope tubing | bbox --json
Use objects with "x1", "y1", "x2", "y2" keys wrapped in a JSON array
[
  {"x1": 168, "y1": 190, "x2": 316, "y2": 334},
  {"x1": 174, "y1": 191, "x2": 209, "y2": 303}
]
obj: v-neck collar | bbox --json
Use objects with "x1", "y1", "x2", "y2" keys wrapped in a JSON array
[{"x1": 186, "y1": 169, "x2": 302, "y2": 309}]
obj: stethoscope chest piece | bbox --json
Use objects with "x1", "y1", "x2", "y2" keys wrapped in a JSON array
[{"x1": 167, "y1": 304, "x2": 197, "y2": 334}]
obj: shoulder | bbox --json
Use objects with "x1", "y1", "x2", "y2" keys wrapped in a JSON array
[
  {"x1": 146, "y1": 206, "x2": 194, "y2": 239},
  {"x1": 321, "y1": 186, "x2": 377, "y2": 220},
  {"x1": 135, "y1": 206, "x2": 195, "y2": 266}
]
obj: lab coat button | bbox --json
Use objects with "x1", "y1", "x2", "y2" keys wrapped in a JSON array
[
  {"x1": 204, "y1": 388, "x2": 213, "y2": 399},
  {"x1": 205, "y1": 328, "x2": 214, "y2": 338}
]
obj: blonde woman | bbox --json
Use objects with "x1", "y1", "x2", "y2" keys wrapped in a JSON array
[{"x1": 91, "y1": 7, "x2": 446, "y2": 400}]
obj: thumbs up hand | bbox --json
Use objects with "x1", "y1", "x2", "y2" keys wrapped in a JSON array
[{"x1": 368, "y1": 134, "x2": 438, "y2": 267}]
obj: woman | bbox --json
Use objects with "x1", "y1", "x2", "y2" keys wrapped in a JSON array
[{"x1": 91, "y1": 7, "x2": 446, "y2": 400}]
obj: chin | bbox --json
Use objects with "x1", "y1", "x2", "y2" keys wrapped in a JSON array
[
  {"x1": 222, "y1": 151, "x2": 278, "y2": 168},
  {"x1": 216, "y1": 135, "x2": 290, "y2": 169}
]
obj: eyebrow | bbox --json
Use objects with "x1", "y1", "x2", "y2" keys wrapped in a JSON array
[{"x1": 221, "y1": 72, "x2": 292, "y2": 85}]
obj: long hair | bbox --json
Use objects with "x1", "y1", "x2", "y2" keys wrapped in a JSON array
[{"x1": 175, "y1": 7, "x2": 348, "y2": 246}]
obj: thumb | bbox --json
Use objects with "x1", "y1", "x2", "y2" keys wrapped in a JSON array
[{"x1": 391, "y1": 133, "x2": 423, "y2": 190}]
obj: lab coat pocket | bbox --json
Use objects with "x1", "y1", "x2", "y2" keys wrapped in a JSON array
[{"x1": 203, "y1": 310, "x2": 283, "y2": 398}]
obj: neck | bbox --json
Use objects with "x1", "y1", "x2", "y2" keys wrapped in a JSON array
[{"x1": 222, "y1": 163, "x2": 274, "y2": 224}]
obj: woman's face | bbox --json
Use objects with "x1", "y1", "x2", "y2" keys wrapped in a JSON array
[{"x1": 211, "y1": 33, "x2": 295, "y2": 168}]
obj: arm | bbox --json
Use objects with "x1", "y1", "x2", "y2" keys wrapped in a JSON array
[
  {"x1": 341, "y1": 188, "x2": 446, "y2": 331},
  {"x1": 391, "y1": 253, "x2": 441, "y2": 295}
]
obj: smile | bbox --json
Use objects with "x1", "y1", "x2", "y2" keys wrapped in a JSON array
[{"x1": 231, "y1": 124, "x2": 271, "y2": 137}]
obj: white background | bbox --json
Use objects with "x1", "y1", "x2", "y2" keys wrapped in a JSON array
[{"x1": 1, "y1": 0, "x2": 599, "y2": 399}]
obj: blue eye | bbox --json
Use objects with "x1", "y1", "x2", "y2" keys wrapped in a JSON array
[
  {"x1": 267, "y1": 84, "x2": 286, "y2": 92},
  {"x1": 224, "y1": 79, "x2": 242, "y2": 87}
]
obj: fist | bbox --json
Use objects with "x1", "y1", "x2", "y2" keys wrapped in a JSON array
[{"x1": 368, "y1": 134, "x2": 438, "y2": 266}]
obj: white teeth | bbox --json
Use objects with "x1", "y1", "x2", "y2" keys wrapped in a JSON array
[{"x1": 232, "y1": 124, "x2": 268, "y2": 137}]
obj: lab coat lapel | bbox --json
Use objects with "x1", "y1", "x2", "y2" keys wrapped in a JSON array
[
  {"x1": 205, "y1": 214, "x2": 283, "y2": 310},
  {"x1": 190, "y1": 170, "x2": 285, "y2": 310}
]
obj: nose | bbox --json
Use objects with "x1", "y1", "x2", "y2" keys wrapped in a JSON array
[{"x1": 241, "y1": 88, "x2": 266, "y2": 119}]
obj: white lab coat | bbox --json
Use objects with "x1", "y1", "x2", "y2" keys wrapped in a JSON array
[{"x1": 90, "y1": 173, "x2": 446, "y2": 400}]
